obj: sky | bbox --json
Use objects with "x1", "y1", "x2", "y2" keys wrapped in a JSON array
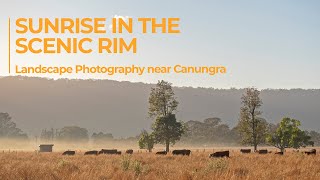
[{"x1": 0, "y1": 0, "x2": 319, "y2": 89}]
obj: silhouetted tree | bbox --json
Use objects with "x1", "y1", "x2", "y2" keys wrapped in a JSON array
[
  {"x1": 182, "y1": 117, "x2": 239, "y2": 144},
  {"x1": 148, "y1": 80, "x2": 184, "y2": 152},
  {"x1": 238, "y1": 88, "x2": 267, "y2": 151},
  {"x1": 267, "y1": 117, "x2": 312, "y2": 153},
  {"x1": 138, "y1": 130, "x2": 154, "y2": 152},
  {"x1": 308, "y1": 131, "x2": 320, "y2": 146},
  {"x1": 152, "y1": 114, "x2": 185, "y2": 152},
  {"x1": 56, "y1": 126, "x2": 89, "y2": 142},
  {"x1": 40, "y1": 128, "x2": 55, "y2": 142},
  {"x1": 92, "y1": 132, "x2": 113, "y2": 143},
  {"x1": 0, "y1": 112, "x2": 28, "y2": 139},
  {"x1": 148, "y1": 80, "x2": 178, "y2": 118}
]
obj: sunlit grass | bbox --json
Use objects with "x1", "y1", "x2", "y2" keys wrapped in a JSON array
[{"x1": 0, "y1": 148, "x2": 319, "y2": 179}]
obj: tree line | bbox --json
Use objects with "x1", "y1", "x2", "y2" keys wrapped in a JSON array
[
  {"x1": 138, "y1": 81, "x2": 317, "y2": 153},
  {"x1": 0, "y1": 80, "x2": 319, "y2": 154}
]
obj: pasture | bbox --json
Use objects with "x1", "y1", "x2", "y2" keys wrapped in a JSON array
[{"x1": 0, "y1": 148, "x2": 319, "y2": 180}]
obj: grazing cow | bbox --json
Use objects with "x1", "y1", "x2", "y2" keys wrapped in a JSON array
[
  {"x1": 62, "y1": 150, "x2": 75, "y2": 155},
  {"x1": 99, "y1": 149, "x2": 118, "y2": 155},
  {"x1": 209, "y1": 151, "x2": 229, "y2": 158},
  {"x1": 172, "y1": 149, "x2": 191, "y2": 156},
  {"x1": 305, "y1": 149, "x2": 316, "y2": 155},
  {"x1": 116, "y1": 151, "x2": 122, "y2": 155},
  {"x1": 156, "y1": 151, "x2": 167, "y2": 155},
  {"x1": 84, "y1": 150, "x2": 98, "y2": 155},
  {"x1": 275, "y1": 152, "x2": 284, "y2": 155},
  {"x1": 126, "y1": 149, "x2": 133, "y2": 154},
  {"x1": 258, "y1": 149, "x2": 268, "y2": 154},
  {"x1": 240, "y1": 149, "x2": 251, "y2": 154}
]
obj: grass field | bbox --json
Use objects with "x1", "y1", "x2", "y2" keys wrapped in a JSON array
[{"x1": 0, "y1": 148, "x2": 319, "y2": 180}]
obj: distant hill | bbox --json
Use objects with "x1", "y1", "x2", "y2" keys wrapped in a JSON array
[{"x1": 0, "y1": 76, "x2": 319, "y2": 137}]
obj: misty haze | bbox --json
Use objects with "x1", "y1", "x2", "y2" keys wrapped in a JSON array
[{"x1": 0, "y1": 76, "x2": 319, "y2": 138}]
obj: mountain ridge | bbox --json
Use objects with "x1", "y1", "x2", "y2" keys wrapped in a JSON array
[{"x1": 0, "y1": 76, "x2": 319, "y2": 137}]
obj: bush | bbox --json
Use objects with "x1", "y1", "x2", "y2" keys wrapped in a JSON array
[
  {"x1": 205, "y1": 159, "x2": 228, "y2": 173},
  {"x1": 120, "y1": 155, "x2": 131, "y2": 171},
  {"x1": 132, "y1": 160, "x2": 143, "y2": 176}
]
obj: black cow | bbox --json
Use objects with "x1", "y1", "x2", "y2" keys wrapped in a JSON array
[
  {"x1": 99, "y1": 149, "x2": 118, "y2": 154},
  {"x1": 258, "y1": 149, "x2": 268, "y2": 154},
  {"x1": 156, "y1": 151, "x2": 167, "y2": 155},
  {"x1": 275, "y1": 152, "x2": 284, "y2": 155},
  {"x1": 84, "y1": 150, "x2": 98, "y2": 155},
  {"x1": 126, "y1": 149, "x2": 133, "y2": 154},
  {"x1": 209, "y1": 151, "x2": 229, "y2": 158},
  {"x1": 62, "y1": 150, "x2": 75, "y2": 155},
  {"x1": 305, "y1": 149, "x2": 316, "y2": 155},
  {"x1": 172, "y1": 149, "x2": 191, "y2": 156},
  {"x1": 240, "y1": 149, "x2": 251, "y2": 154}
]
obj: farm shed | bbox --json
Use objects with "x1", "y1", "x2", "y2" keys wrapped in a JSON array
[{"x1": 39, "y1": 144, "x2": 54, "y2": 152}]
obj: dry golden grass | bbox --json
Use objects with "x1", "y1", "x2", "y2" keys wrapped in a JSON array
[{"x1": 0, "y1": 149, "x2": 319, "y2": 180}]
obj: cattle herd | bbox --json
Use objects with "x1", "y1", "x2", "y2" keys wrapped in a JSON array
[{"x1": 61, "y1": 148, "x2": 317, "y2": 157}]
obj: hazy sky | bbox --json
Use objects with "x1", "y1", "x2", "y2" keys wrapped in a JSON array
[{"x1": 0, "y1": 0, "x2": 319, "y2": 89}]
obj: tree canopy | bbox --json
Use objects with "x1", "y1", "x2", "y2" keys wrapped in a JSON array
[
  {"x1": 92, "y1": 132, "x2": 114, "y2": 143},
  {"x1": 138, "y1": 130, "x2": 155, "y2": 152},
  {"x1": 148, "y1": 80, "x2": 178, "y2": 118},
  {"x1": 0, "y1": 112, "x2": 28, "y2": 139},
  {"x1": 56, "y1": 126, "x2": 89, "y2": 142},
  {"x1": 238, "y1": 88, "x2": 267, "y2": 151},
  {"x1": 267, "y1": 117, "x2": 312, "y2": 153},
  {"x1": 152, "y1": 113, "x2": 185, "y2": 152},
  {"x1": 182, "y1": 118, "x2": 239, "y2": 145},
  {"x1": 147, "y1": 80, "x2": 185, "y2": 152}
]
